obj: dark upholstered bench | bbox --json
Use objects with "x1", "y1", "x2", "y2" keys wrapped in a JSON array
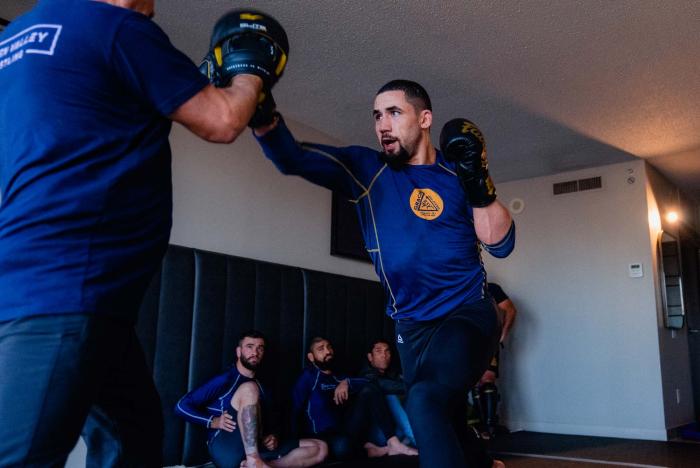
[{"x1": 135, "y1": 245, "x2": 407, "y2": 467}]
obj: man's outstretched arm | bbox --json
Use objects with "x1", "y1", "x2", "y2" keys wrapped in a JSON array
[{"x1": 253, "y1": 114, "x2": 367, "y2": 201}]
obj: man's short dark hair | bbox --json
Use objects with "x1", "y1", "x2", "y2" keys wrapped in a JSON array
[
  {"x1": 376, "y1": 79, "x2": 432, "y2": 112},
  {"x1": 238, "y1": 329, "x2": 266, "y2": 347},
  {"x1": 308, "y1": 336, "x2": 329, "y2": 353},
  {"x1": 367, "y1": 338, "x2": 391, "y2": 354}
]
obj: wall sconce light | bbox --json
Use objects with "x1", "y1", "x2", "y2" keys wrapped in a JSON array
[{"x1": 665, "y1": 211, "x2": 679, "y2": 223}]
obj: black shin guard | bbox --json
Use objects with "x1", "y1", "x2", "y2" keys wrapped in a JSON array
[{"x1": 479, "y1": 383, "x2": 499, "y2": 430}]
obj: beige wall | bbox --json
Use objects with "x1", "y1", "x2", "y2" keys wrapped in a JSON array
[
  {"x1": 484, "y1": 160, "x2": 670, "y2": 439},
  {"x1": 168, "y1": 117, "x2": 377, "y2": 282}
]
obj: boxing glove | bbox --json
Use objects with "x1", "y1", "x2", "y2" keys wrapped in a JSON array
[
  {"x1": 248, "y1": 89, "x2": 278, "y2": 128},
  {"x1": 440, "y1": 118, "x2": 496, "y2": 207}
]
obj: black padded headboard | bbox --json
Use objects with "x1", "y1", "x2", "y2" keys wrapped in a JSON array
[{"x1": 134, "y1": 245, "x2": 393, "y2": 466}]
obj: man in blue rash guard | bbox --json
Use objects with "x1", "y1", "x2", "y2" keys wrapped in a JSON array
[
  {"x1": 175, "y1": 330, "x2": 327, "y2": 468},
  {"x1": 290, "y1": 337, "x2": 418, "y2": 460},
  {"x1": 253, "y1": 80, "x2": 514, "y2": 467}
]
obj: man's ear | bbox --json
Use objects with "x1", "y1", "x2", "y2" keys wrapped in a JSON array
[
  {"x1": 236, "y1": 346, "x2": 241, "y2": 359},
  {"x1": 307, "y1": 352, "x2": 314, "y2": 364},
  {"x1": 420, "y1": 109, "x2": 432, "y2": 129},
  {"x1": 367, "y1": 353, "x2": 373, "y2": 363}
]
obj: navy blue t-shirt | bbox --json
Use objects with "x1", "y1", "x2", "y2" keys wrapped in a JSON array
[{"x1": 0, "y1": 0, "x2": 209, "y2": 322}]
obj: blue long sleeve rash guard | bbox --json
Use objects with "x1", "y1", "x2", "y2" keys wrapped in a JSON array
[
  {"x1": 174, "y1": 366, "x2": 272, "y2": 442},
  {"x1": 290, "y1": 366, "x2": 368, "y2": 436},
  {"x1": 255, "y1": 118, "x2": 515, "y2": 322}
]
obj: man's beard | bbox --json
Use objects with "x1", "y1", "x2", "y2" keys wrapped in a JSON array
[
  {"x1": 240, "y1": 355, "x2": 260, "y2": 371},
  {"x1": 314, "y1": 356, "x2": 334, "y2": 371},
  {"x1": 379, "y1": 144, "x2": 412, "y2": 170}
]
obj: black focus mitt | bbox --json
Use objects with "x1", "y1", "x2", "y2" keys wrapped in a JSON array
[{"x1": 209, "y1": 9, "x2": 289, "y2": 88}]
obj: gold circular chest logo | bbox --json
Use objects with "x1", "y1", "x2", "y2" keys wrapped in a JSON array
[{"x1": 409, "y1": 188, "x2": 444, "y2": 221}]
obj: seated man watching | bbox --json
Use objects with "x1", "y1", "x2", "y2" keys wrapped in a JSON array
[
  {"x1": 291, "y1": 336, "x2": 417, "y2": 461},
  {"x1": 175, "y1": 330, "x2": 327, "y2": 468},
  {"x1": 361, "y1": 339, "x2": 416, "y2": 447}
]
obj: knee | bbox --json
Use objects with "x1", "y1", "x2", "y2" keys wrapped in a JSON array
[
  {"x1": 312, "y1": 439, "x2": 329, "y2": 464},
  {"x1": 408, "y1": 381, "x2": 442, "y2": 405},
  {"x1": 407, "y1": 381, "x2": 450, "y2": 415},
  {"x1": 232, "y1": 381, "x2": 260, "y2": 407},
  {"x1": 480, "y1": 370, "x2": 497, "y2": 385}
]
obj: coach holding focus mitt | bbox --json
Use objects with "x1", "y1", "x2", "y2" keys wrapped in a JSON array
[{"x1": 0, "y1": 3, "x2": 288, "y2": 467}]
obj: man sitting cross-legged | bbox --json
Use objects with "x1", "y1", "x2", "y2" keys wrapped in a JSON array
[
  {"x1": 175, "y1": 330, "x2": 327, "y2": 468},
  {"x1": 361, "y1": 339, "x2": 416, "y2": 448},
  {"x1": 291, "y1": 336, "x2": 417, "y2": 461}
]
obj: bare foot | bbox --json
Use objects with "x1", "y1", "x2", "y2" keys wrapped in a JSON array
[
  {"x1": 364, "y1": 441, "x2": 389, "y2": 458},
  {"x1": 387, "y1": 437, "x2": 419, "y2": 456},
  {"x1": 492, "y1": 460, "x2": 505, "y2": 468}
]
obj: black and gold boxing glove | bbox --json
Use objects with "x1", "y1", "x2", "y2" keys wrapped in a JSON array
[
  {"x1": 248, "y1": 88, "x2": 278, "y2": 128},
  {"x1": 439, "y1": 118, "x2": 496, "y2": 207}
]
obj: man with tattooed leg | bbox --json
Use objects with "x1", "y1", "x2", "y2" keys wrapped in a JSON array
[{"x1": 175, "y1": 330, "x2": 327, "y2": 468}]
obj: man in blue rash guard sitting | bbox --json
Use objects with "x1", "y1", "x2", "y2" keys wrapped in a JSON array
[
  {"x1": 252, "y1": 80, "x2": 515, "y2": 468},
  {"x1": 175, "y1": 330, "x2": 327, "y2": 468},
  {"x1": 291, "y1": 337, "x2": 418, "y2": 460}
]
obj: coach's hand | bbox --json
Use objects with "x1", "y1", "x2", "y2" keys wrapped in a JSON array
[
  {"x1": 440, "y1": 118, "x2": 497, "y2": 207},
  {"x1": 210, "y1": 411, "x2": 236, "y2": 432}
]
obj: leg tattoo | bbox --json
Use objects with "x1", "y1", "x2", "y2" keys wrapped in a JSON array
[{"x1": 240, "y1": 404, "x2": 260, "y2": 455}]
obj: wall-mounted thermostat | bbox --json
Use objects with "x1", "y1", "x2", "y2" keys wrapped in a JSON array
[{"x1": 628, "y1": 263, "x2": 643, "y2": 278}]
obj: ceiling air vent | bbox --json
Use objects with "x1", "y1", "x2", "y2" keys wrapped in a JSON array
[{"x1": 553, "y1": 176, "x2": 602, "y2": 195}]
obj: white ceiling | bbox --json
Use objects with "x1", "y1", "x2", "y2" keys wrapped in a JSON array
[{"x1": 4, "y1": 1, "x2": 700, "y2": 200}]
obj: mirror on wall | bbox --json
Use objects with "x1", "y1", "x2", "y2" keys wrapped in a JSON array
[{"x1": 658, "y1": 231, "x2": 685, "y2": 329}]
